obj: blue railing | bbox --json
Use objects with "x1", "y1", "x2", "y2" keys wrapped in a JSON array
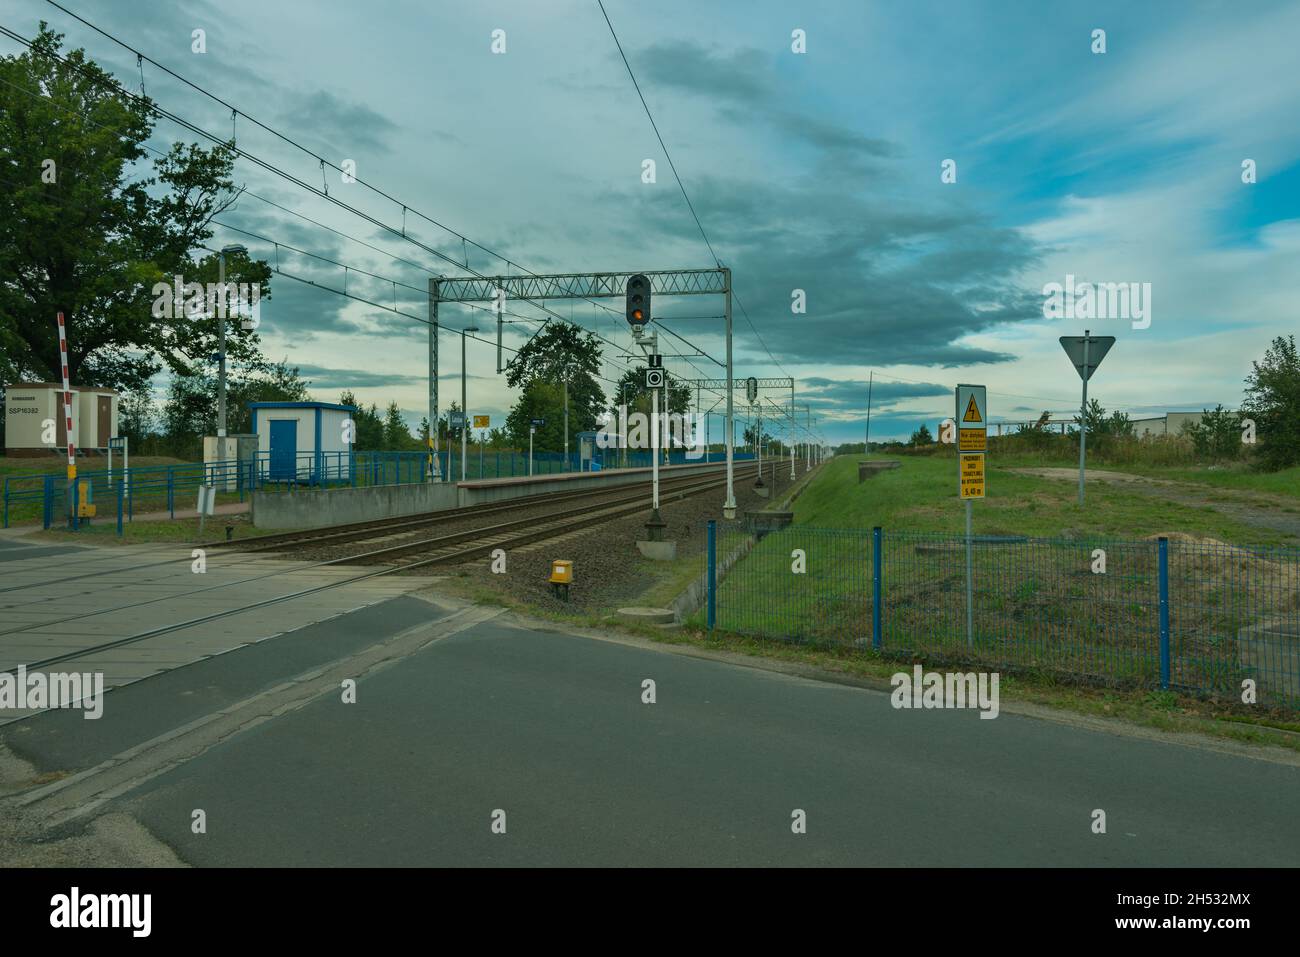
[
  {"x1": 703, "y1": 523, "x2": 1300, "y2": 709},
  {"x1": 3, "y1": 448, "x2": 755, "y2": 530}
]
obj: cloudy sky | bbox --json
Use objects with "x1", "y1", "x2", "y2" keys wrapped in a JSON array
[{"x1": 4, "y1": 0, "x2": 1298, "y2": 442}]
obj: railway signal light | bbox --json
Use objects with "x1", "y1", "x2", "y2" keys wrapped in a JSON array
[{"x1": 626, "y1": 274, "x2": 651, "y2": 330}]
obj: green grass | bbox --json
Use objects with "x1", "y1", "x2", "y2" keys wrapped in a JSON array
[
  {"x1": 1119, "y1": 464, "x2": 1300, "y2": 499},
  {"x1": 694, "y1": 454, "x2": 1300, "y2": 709},
  {"x1": 982, "y1": 451, "x2": 1300, "y2": 501},
  {"x1": 0, "y1": 454, "x2": 193, "y2": 478},
  {"x1": 792, "y1": 454, "x2": 1292, "y2": 544}
]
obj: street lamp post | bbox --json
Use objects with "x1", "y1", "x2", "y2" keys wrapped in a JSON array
[
  {"x1": 216, "y1": 244, "x2": 246, "y2": 439},
  {"x1": 461, "y1": 323, "x2": 479, "y2": 482}
]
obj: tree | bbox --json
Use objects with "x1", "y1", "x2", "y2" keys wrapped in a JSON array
[
  {"x1": 1070, "y1": 398, "x2": 1109, "y2": 439},
  {"x1": 382, "y1": 401, "x2": 418, "y2": 450},
  {"x1": 909, "y1": 423, "x2": 933, "y2": 446},
  {"x1": 0, "y1": 24, "x2": 273, "y2": 393},
  {"x1": 505, "y1": 381, "x2": 565, "y2": 451},
  {"x1": 1180, "y1": 405, "x2": 1243, "y2": 462},
  {"x1": 161, "y1": 359, "x2": 310, "y2": 454},
  {"x1": 117, "y1": 389, "x2": 158, "y2": 448},
  {"x1": 505, "y1": 323, "x2": 605, "y2": 451},
  {"x1": 1240, "y1": 335, "x2": 1300, "y2": 471},
  {"x1": 339, "y1": 391, "x2": 383, "y2": 450},
  {"x1": 743, "y1": 422, "x2": 775, "y2": 448}
]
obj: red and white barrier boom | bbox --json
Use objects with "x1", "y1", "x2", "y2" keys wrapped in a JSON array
[{"x1": 57, "y1": 312, "x2": 75, "y2": 483}]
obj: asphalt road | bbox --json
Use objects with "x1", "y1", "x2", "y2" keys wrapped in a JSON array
[{"x1": 88, "y1": 614, "x2": 1300, "y2": 867}]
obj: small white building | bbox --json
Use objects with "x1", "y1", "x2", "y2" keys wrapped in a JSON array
[
  {"x1": 249, "y1": 401, "x2": 355, "y2": 483},
  {"x1": 76, "y1": 387, "x2": 119, "y2": 450},
  {"x1": 4, "y1": 382, "x2": 78, "y2": 455}
]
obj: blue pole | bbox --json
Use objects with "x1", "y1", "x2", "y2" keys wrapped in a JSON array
[
  {"x1": 1158, "y1": 537, "x2": 1170, "y2": 691},
  {"x1": 872, "y1": 526, "x2": 883, "y2": 649},
  {"x1": 707, "y1": 520, "x2": 717, "y2": 630},
  {"x1": 116, "y1": 472, "x2": 124, "y2": 537},
  {"x1": 167, "y1": 469, "x2": 174, "y2": 518}
]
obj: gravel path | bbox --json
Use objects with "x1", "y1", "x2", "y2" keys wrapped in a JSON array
[{"x1": 1010, "y1": 467, "x2": 1300, "y2": 544}]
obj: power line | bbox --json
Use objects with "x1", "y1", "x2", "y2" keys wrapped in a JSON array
[
  {"x1": 7, "y1": 12, "x2": 776, "y2": 420},
  {"x1": 0, "y1": 23, "x2": 627, "y2": 358},
  {"x1": 33, "y1": 3, "x2": 728, "y2": 366},
  {"x1": 0, "y1": 25, "x2": 698, "y2": 392},
  {"x1": 595, "y1": 0, "x2": 793, "y2": 381}
]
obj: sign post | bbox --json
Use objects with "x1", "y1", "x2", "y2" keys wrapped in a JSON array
[
  {"x1": 529, "y1": 418, "x2": 545, "y2": 476},
  {"x1": 473, "y1": 415, "x2": 489, "y2": 479},
  {"x1": 1059, "y1": 331, "x2": 1116, "y2": 506},
  {"x1": 55, "y1": 313, "x2": 78, "y2": 527},
  {"x1": 196, "y1": 484, "x2": 216, "y2": 535},
  {"x1": 956, "y1": 384, "x2": 987, "y2": 647},
  {"x1": 644, "y1": 363, "x2": 666, "y2": 539}
]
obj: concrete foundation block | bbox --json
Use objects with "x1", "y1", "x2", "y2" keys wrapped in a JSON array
[
  {"x1": 617, "y1": 606, "x2": 676, "y2": 625},
  {"x1": 636, "y1": 540, "x2": 678, "y2": 561}
]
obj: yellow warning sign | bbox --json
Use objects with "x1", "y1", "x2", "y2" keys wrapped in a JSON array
[
  {"x1": 472, "y1": 415, "x2": 490, "y2": 429},
  {"x1": 963, "y1": 394, "x2": 982, "y2": 423},
  {"x1": 960, "y1": 453, "x2": 985, "y2": 499},
  {"x1": 959, "y1": 428, "x2": 986, "y2": 452}
]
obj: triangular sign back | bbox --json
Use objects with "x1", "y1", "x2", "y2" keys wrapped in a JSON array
[{"x1": 1059, "y1": 335, "x2": 1116, "y2": 381}]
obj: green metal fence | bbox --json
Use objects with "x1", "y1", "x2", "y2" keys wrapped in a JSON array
[{"x1": 703, "y1": 523, "x2": 1300, "y2": 708}]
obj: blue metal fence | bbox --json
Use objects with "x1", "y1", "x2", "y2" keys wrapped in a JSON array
[
  {"x1": 704, "y1": 522, "x2": 1300, "y2": 708},
  {"x1": 4, "y1": 448, "x2": 755, "y2": 530}
]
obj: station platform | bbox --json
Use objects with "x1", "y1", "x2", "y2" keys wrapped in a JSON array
[
  {"x1": 250, "y1": 457, "x2": 756, "y2": 530},
  {"x1": 456, "y1": 458, "x2": 731, "y2": 491}
]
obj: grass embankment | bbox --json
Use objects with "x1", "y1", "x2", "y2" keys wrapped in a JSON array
[
  {"x1": 689, "y1": 454, "x2": 1300, "y2": 721},
  {"x1": 988, "y1": 449, "x2": 1300, "y2": 501},
  {"x1": 792, "y1": 454, "x2": 1294, "y2": 542}
]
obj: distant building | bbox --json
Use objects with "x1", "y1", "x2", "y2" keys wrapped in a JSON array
[
  {"x1": 3, "y1": 382, "x2": 118, "y2": 455},
  {"x1": 1129, "y1": 412, "x2": 1211, "y2": 438},
  {"x1": 986, "y1": 410, "x2": 1216, "y2": 438}
]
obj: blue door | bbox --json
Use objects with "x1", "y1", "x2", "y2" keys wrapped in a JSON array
[{"x1": 269, "y1": 420, "x2": 297, "y2": 481}]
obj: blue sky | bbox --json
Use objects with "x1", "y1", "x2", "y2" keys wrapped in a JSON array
[{"x1": 4, "y1": 0, "x2": 1298, "y2": 443}]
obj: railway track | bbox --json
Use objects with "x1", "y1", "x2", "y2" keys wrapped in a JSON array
[
  {"x1": 336, "y1": 470, "x2": 732, "y2": 567},
  {"x1": 217, "y1": 465, "x2": 743, "y2": 560},
  {"x1": 0, "y1": 464, "x2": 736, "y2": 598},
  {"x1": 3, "y1": 464, "x2": 750, "y2": 674}
]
